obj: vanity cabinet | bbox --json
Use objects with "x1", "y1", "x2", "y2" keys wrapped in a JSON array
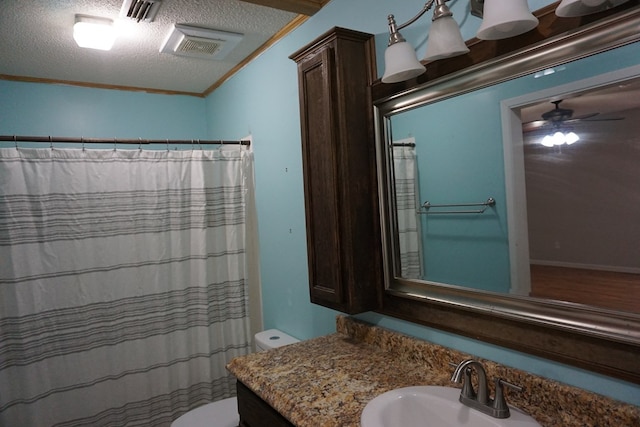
[
  {"x1": 289, "y1": 27, "x2": 382, "y2": 314},
  {"x1": 236, "y1": 381, "x2": 294, "y2": 427}
]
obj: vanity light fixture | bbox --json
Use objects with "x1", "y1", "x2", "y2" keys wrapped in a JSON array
[
  {"x1": 381, "y1": 0, "x2": 468, "y2": 83},
  {"x1": 556, "y1": 0, "x2": 631, "y2": 17},
  {"x1": 381, "y1": 0, "x2": 631, "y2": 84},
  {"x1": 73, "y1": 14, "x2": 117, "y2": 51}
]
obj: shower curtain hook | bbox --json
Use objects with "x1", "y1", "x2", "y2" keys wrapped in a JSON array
[
  {"x1": 14, "y1": 135, "x2": 18, "y2": 149},
  {"x1": 81, "y1": 136, "x2": 85, "y2": 151},
  {"x1": 113, "y1": 138, "x2": 117, "y2": 152},
  {"x1": 49, "y1": 136, "x2": 53, "y2": 150},
  {"x1": 138, "y1": 137, "x2": 142, "y2": 152},
  {"x1": 166, "y1": 139, "x2": 169, "y2": 152}
]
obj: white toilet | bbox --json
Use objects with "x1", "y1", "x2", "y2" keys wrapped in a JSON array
[{"x1": 171, "y1": 329, "x2": 299, "y2": 427}]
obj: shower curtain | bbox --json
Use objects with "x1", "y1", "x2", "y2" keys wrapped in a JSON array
[
  {"x1": 393, "y1": 143, "x2": 424, "y2": 279},
  {"x1": 0, "y1": 147, "x2": 255, "y2": 427}
]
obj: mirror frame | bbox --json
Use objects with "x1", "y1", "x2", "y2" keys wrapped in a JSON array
[{"x1": 371, "y1": 2, "x2": 640, "y2": 384}]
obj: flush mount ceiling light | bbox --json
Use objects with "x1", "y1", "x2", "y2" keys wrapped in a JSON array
[
  {"x1": 381, "y1": 0, "x2": 631, "y2": 84},
  {"x1": 73, "y1": 14, "x2": 117, "y2": 51}
]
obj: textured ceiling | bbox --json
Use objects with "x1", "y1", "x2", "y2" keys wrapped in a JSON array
[{"x1": 0, "y1": 0, "x2": 309, "y2": 96}]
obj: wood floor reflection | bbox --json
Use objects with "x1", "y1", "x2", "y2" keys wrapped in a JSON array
[{"x1": 529, "y1": 265, "x2": 640, "y2": 314}]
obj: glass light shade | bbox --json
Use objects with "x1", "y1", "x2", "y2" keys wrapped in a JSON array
[
  {"x1": 541, "y1": 135, "x2": 555, "y2": 147},
  {"x1": 552, "y1": 131, "x2": 566, "y2": 145},
  {"x1": 73, "y1": 15, "x2": 116, "y2": 51},
  {"x1": 476, "y1": 0, "x2": 539, "y2": 40},
  {"x1": 555, "y1": 0, "x2": 629, "y2": 17},
  {"x1": 423, "y1": 16, "x2": 470, "y2": 61},
  {"x1": 382, "y1": 41, "x2": 426, "y2": 83},
  {"x1": 565, "y1": 131, "x2": 580, "y2": 144}
]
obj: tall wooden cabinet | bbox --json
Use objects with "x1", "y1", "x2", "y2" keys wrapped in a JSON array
[{"x1": 289, "y1": 27, "x2": 382, "y2": 314}]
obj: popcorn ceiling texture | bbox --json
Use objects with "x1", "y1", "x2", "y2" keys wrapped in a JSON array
[
  {"x1": 0, "y1": 0, "x2": 297, "y2": 93},
  {"x1": 227, "y1": 315, "x2": 640, "y2": 427}
]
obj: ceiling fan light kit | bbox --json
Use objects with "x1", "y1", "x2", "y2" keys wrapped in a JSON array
[{"x1": 540, "y1": 130, "x2": 580, "y2": 147}]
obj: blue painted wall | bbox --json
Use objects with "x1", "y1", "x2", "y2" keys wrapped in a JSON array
[
  {"x1": 205, "y1": 0, "x2": 640, "y2": 406},
  {"x1": 0, "y1": 80, "x2": 207, "y2": 140},
  {"x1": 1, "y1": 0, "x2": 638, "y2": 407}
]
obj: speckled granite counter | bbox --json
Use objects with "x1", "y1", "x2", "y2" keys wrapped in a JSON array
[{"x1": 227, "y1": 316, "x2": 640, "y2": 427}]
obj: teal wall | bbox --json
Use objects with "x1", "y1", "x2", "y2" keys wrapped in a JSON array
[
  {"x1": 0, "y1": 80, "x2": 207, "y2": 140},
  {"x1": 205, "y1": 0, "x2": 640, "y2": 406},
  {"x1": 1, "y1": 0, "x2": 638, "y2": 407}
]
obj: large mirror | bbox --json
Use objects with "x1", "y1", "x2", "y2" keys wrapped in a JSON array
[
  {"x1": 386, "y1": 68, "x2": 640, "y2": 313},
  {"x1": 373, "y1": 3, "x2": 640, "y2": 382}
]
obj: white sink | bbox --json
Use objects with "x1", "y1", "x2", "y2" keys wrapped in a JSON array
[{"x1": 361, "y1": 386, "x2": 541, "y2": 427}]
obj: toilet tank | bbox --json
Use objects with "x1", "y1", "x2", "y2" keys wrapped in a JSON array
[{"x1": 255, "y1": 329, "x2": 299, "y2": 352}]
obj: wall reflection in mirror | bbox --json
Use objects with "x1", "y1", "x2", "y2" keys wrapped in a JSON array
[
  {"x1": 390, "y1": 103, "x2": 509, "y2": 294},
  {"x1": 518, "y1": 76, "x2": 640, "y2": 314},
  {"x1": 387, "y1": 54, "x2": 640, "y2": 315}
]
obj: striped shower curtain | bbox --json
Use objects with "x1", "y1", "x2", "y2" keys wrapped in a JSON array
[
  {"x1": 393, "y1": 142, "x2": 424, "y2": 279},
  {"x1": 0, "y1": 147, "x2": 254, "y2": 426}
]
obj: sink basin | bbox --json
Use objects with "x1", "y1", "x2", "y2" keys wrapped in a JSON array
[{"x1": 361, "y1": 386, "x2": 541, "y2": 427}]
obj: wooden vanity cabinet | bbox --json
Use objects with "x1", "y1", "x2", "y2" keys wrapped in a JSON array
[
  {"x1": 236, "y1": 381, "x2": 294, "y2": 427},
  {"x1": 289, "y1": 27, "x2": 382, "y2": 314}
]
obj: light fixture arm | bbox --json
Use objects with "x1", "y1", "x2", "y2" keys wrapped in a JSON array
[
  {"x1": 394, "y1": 0, "x2": 436, "y2": 33},
  {"x1": 387, "y1": 0, "x2": 459, "y2": 46}
]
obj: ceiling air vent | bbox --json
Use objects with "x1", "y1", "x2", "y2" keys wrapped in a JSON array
[
  {"x1": 160, "y1": 24, "x2": 243, "y2": 60},
  {"x1": 177, "y1": 36, "x2": 223, "y2": 57},
  {"x1": 120, "y1": 0, "x2": 162, "y2": 23}
]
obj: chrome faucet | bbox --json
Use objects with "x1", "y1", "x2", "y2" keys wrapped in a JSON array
[{"x1": 450, "y1": 359, "x2": 523, "y2": 419}]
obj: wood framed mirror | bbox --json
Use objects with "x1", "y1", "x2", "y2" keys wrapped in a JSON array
[{"x1": 371, "y1": 2, "x2": 640, "y2": 383}]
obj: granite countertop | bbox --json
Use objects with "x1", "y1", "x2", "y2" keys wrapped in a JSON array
[
  {"x1": 227, "y1": 333, "x2": 452, "y2": 427},
  {"x1": 226, "y1": 316, "x2": 640, "y2": 427}
]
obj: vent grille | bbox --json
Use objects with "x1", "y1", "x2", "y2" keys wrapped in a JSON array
[
  {"x1": 177, "y1": 36, "x2": 224, "y2": 56},
  {"x1": 120, "y1": 0, "x2": 162, "y2": 22},
  {"x1": 160, "y1": 24, "x2": 243, "y2": 60}
]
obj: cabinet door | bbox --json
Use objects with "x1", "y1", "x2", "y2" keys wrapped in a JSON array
[
  {"x1": 237, "y1": 381, "x2": 294, "y2": 427},
  {"x1": 291, "y1": 27, "x2": 382, "y2": 314},
  {"x1": 297, "y1": 46, "x2": 345, "y2": 307}
]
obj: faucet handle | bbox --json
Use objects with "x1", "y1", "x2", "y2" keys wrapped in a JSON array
[
  {"x1": 492, "y1": 378, "x2": 524, "y2": 416},
  {"x1": 498, "y1": 378, "x2": 524, "y2": 392},
  {"x1": 461, "y1": 367, "x2": 476, "y2": 400}
]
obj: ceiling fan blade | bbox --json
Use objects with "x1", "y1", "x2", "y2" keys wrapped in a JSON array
[
  {"x1": 580, "y1": 116, "x2": 625, "y2": 122},
  {"x1": 522, "y1": 120, "x2": 548, "y2": 132},
  {"x1": 564, "y1": 116, "x2": 625, "y2": 124},
  {"x1": 569, "y1": 112, "x2": 599, "y2": 120}
]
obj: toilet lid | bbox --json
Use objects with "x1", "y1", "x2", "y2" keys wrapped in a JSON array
[{"x1": 171, "y1": 398, "x2": 239, "y2": 427}]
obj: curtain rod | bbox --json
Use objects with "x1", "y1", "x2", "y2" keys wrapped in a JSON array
[
  {"x1": 392, "y1": 142, "x2": 415, "y2": 147},
  {"x1": 0, "y1": 135, "x2": 250, "y2": 146}
]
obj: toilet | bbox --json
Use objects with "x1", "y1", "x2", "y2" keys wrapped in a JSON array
[{"x1": 171, "y1": 329, "x2": 299, "y2": 427}]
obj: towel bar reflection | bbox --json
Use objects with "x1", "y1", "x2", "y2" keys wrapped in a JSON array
[{"x1": 418, "y1": 197, "x2": 496, "y2": 215}]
